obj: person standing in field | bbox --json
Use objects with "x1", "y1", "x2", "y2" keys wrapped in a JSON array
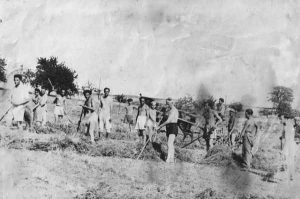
[
  {"x1": 78, "y1": 89, "x2": 99, "y2": 143},
  {"x1": 53, "y1": 89, "x2": 66, "y2": 123},
  {"x1": 157, "y1": 98, "x2": 179, "y2": 163},
  {"x1": 240, "y1": 109, "x2": 258, "y2": 169},
  {"x1": 39, "y1": 86, "x2": 48, "y2": 126},
  {"x1": 135, "y1": 97, "x2": 149, "y2": 144},
  {"x1": 32, "y1": 88, "x2": 41, "y2": 125},
  {"x1": 10, "y1": 74, "x2": 31, "y2": 129},
  {"x1": 99, "y1": 87, "x2": 113, "y2": 139},
  {"x1": 280, "y1": 115, "x2": 297, "y2": 181},
  {"x1": 202, "y1": 101, "x2": 222, "y2": 151},
  {"x1": 228, "y1": 109, "x2": 237, "y2": 146},
  {"x1": 146, "y1": 101, "x2": 157, "y2": 142},
  {"x1": 216, "y1": 98, "x2": 225, "y2": 121},
  {"x1": 22, "y1": 75, "x2": 34, "y2": 130},
  {"x1": 124, "y1": 98, "x2": 135, "y2": 132}
]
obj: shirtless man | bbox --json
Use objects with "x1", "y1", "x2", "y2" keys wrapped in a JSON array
[
  {"x1": 202, "y1": 101, "x2": 222, "y2": 151},
  {"x1": 78, "y1": 89, "x2": 98, "y2": 143},
  {"x1": 216, "y1": 98, "x2": 225, "y2": 121},
  {"x1": 158, "y1": 98, "x2": 179, "y2": 163},
  {"x1": 10, "y1": 74, "x2": 31, "y2": 129},
  {"x1": 99, "y1": 87, "x2": 113, "y2": 139},
  {"x1": 124, "y1": 98, "x2": 135, "y2": 132},
  {"x1": 53, "y1": 89, "x2": 66, "y2": 123},
  {"x1": 146, "y1": 101, "x2": 157, "y2": 142},
  {"x1": 135, "y1": 97, "x2": 149, "y2": 144},
  {"x1": 240, "y1": 109, "x2": 258, "y2": 169},
  {"x1": 228, "y1": 109, "x2": 237, "y2": 146}
]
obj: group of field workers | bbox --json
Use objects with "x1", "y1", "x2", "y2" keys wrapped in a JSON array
[
  {"x1": 7, "y1": 74, "x2": 70, "y2": 129},
  {"x1": 5, "y1": 74, "x2": 299, "y2": 171},
  {"x1": 79, "y1": 86, "x2": 179, "y2": 163}
]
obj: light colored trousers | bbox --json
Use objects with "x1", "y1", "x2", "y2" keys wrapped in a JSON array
[{"x1": 242, "y1": 134, "x2": 253, "y2": 168}]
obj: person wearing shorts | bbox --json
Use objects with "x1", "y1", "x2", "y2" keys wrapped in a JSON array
[
  {"x1": 39, "y1": 87, "x2": 48, "y2": 126},
  {"x1": 146, "y1": 101, "x2": 157, "y2": 142},
  {"x1": 10, "y1": 74, "x2": 31, "y2": 129},
  {"x1": 53, "y1": 89, "x2": 66, "y2": 123},
  {"x1": 124, "y1": 98, "x2": 135, "y2": 132},
  {"x1": 157, "y1": 98, "x2": 179, "y2": 163},
  {"x1": 99, "y1": 87, "x2": 113, "y2": 138},
  {"x1": 79, "y1": 89, "x2": 98, "y2": 143},
  {"x1": 135, "y1": 97, "x2": 149, "y2": 144}
]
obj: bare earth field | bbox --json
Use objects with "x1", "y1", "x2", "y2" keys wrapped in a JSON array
[{"x1": 0, "y1": 98, "x2": 300, "y2": 199}]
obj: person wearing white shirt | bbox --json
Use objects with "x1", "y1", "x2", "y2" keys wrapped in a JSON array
[
  {"x1": 10, "y1": 74, "x2": 31, "y2": 129},
  {"x1": 99, "y1": 87, "x2": 113, "y2": 138}
]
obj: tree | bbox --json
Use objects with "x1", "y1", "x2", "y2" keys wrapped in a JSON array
[
  {"x1": 23, "y1": 69, "x2": 36, "y2": 86},
  {"x1": 269, "y1": 86, "x2": 294, "y2": 117},
  {"x1": 175, "y1": 95, "x2": 195, "y2": 112},
  {"x1": 229, "y1": 102, "x2": 243, "y2": 112},
  {"x1": 34, "y1": 57, "x2": 78, "y2": 94},
  {"x1": 0, "y1": 58, "x2": 7, "y2": 82}
]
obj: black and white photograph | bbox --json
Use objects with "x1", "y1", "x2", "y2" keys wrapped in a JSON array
[{"x1": 0, "y1": 0, "x2": 300, "y2": 198}]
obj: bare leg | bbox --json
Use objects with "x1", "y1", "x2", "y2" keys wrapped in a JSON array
[
  {"x1": 166, "y1": 134, "x2": 176, "y2": 163},
  {"x1": 143, "y1": 130, "x2": 147, "y2": 145},
  {"x1": 88, "y1": 124, "x2": 95, "y2": 143},
  {"x1": 17, "y1": 121, "x2": 22, "y2": 129},
  {"x1": 54, "y1": 114, "x2": 58, "y2": 123},
  {"x1": 149, "y1": 128, "x2": 154, "y2": 142}
]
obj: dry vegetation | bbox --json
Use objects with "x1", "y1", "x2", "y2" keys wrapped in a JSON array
[{"x1": 0, "y1": 96, "x2": 298, "y2": 198}]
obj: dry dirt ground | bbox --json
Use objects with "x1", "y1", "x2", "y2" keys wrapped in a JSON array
[{"x1": 0, "y1": 97, "x2": 300, "y2": 199}]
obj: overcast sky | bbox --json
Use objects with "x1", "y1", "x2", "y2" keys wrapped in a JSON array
[{"x1": 1, "y1": 0, "x2": 300, "y2": 106}]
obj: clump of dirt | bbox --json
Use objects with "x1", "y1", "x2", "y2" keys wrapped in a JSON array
[
  {"x1": 194, "y1": 188, "x2": 225, "y2": 199},
  {"x1": 109, "y1": 130, "x2": 138, "y2": 141},
  {"x1": 46, "y1": 123, "x2": 78, "y2": 135},
  {"x1": 74, "y1": 182, "x2": 111, "y2": 199},
  {"x1": 136, "y1": 141, "x2": 166, "y2": 161},
  {"x1": 28, "y1": 136, "x2": 90, "y2": 153},
  {"x1": 201, "y1": 145, "x2": 235, "y2": 167},
  {"x1": 33, "y1": 126, "x2": 56, "y2": 134},
  {"x1": 237, "y1": 194, "x2": 276, "y2": 199},
  {"x1": 88, "y1": 140, "x2": 138, "y2": 158},
  {"x1": 252, "y1": 148, "x2": 281, "y2": 173},
  {"x1": 175, "y1": 147, "x2": 204, "y2": 163}
]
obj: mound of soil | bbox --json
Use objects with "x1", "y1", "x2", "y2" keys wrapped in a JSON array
[
  {"x1": 201, "y1": 145, "x2": 235, "y2": 167},
  {"x1": 194, "y1": 188, "x2": 225, "y2": 199}
]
